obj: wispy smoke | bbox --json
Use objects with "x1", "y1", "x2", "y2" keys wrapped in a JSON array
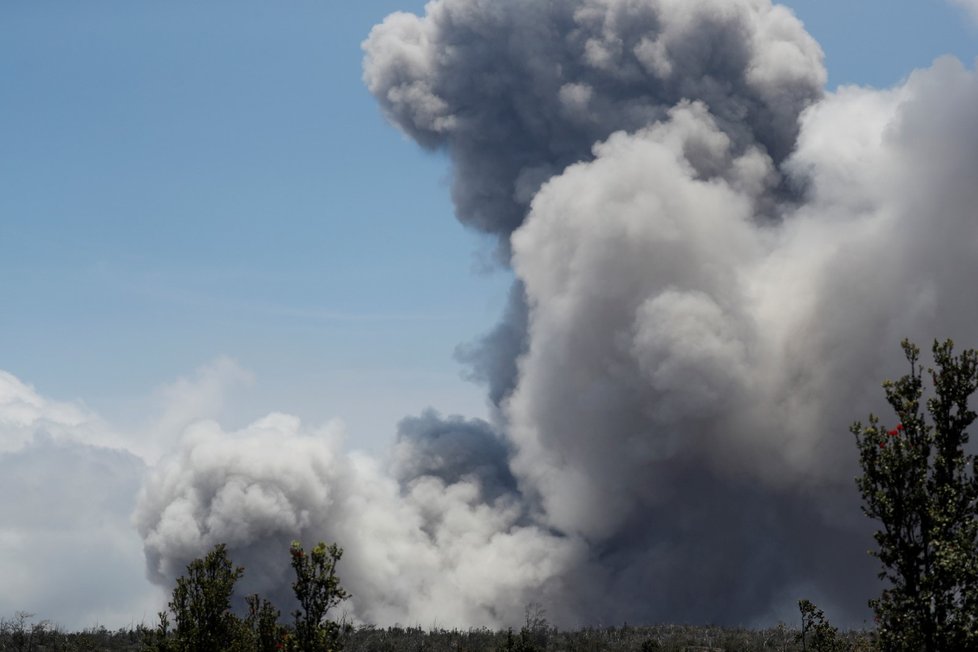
[{"x1": 134, "y1": 0, "x2": 978, "y2": 629}]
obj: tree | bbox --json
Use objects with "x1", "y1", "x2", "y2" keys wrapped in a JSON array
[
  {"x1": 242, "y1": 594, "x2": 285, "y2": 652},
  {"x1": 288, "y1": 541, "x2": 350, "y2": 652},
  {"x1": 852, "y1": 339, "x2": 978, "y2": 651},
  {"x1": 0, "y1": 612, "x2": 52, "y2": 652},
  {"x1": 167, "y1": 543, "x2": 245, "y2": 652},
  {"x1": 797, "y1": 600, "x2": 847, "y2": 652}
]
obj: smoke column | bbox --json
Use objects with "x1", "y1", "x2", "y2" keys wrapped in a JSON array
[{"x1": 136, "y1": 0, "x2": 978, "y2": 628}]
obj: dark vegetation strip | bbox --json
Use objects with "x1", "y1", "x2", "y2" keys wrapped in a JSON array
[{"x1": 0, "y1": 614, "x2": 874, "y2": 652}]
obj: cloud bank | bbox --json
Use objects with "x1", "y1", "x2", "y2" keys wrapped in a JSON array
[{"x1": 0, "y1": 375, "x2": 160, "y2": 629}]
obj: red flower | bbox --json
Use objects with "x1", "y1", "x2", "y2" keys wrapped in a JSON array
[
  {"x1": 888, "y1": 429, "x2": 899, "y2": 437},
  {"x1": 896, "y1": 423, "x2": 904, "y2": 431}
]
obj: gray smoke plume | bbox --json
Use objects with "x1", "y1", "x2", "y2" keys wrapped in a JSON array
[
  {"x1": 391, "y1": 409, "x2": 518, "y2": 500},
  {"x1": 135, "y1": 0, "x2": 978, "y2": 630},
  {"x1": 503, "y1": 56, "x2": 978, "y2": 624},
  {"x1": 454, "y1": 282, "x2": 529, "y2": 407},
  {"x1": 363, "y1": 0, "x2": 825, "y2": 242}
]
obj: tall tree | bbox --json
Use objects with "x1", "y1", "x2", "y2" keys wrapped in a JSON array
[
  {"x1": 853, "y1": 340, "x2": 978, "y2": 651},
  {"x1": 289, "y1": 541, "x2": 350, "y2": 652},
  {"x1": 168, "y1": 543, "x2": 245, "y2": 652}
]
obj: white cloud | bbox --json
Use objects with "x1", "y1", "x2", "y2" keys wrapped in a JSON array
[
  {"x1": 950, "y1": 0, "x2": 978, "y2": 22},
  {"x1": 0, "y1": 358, "x2": 254, "y2": 629},
  {"x1": 0, "y1": 371, "x2": 102, "y2": 453},
  {"x1": 0, "y1": 436, "x2": 162, "y2": 630},
  {"x1": 140, "y1": 357, "x2": 255, "y2": 463}
]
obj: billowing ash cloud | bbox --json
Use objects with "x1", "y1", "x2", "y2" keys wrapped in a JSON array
[
  {"x1": 363, "y1": 0, "x2": 824, "y2": 241},
  {"x1": 135, "y1": 413, "x2": 580, "y2": 626},
  {"x1": 391, "y1": 409, "x2": 518, "y2": 500},
  {"x1": 135, "y1": 0, "x2": 978, "y2": 630},
  {"x1": 509, "y1": 54, "x2": 978, "y2": 624}
]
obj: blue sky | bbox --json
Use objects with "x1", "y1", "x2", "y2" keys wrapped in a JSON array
[
  {"x1": 2, "y1": 0, "x2": 511, "y2": 453},
  {"x1": 2, "y1": 0, "x2": 978, "y2": 629},
  {"x1": 2, "y1": 0, "x2": 976, "y2": 453}
]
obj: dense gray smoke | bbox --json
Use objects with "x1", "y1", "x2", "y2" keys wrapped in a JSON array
[
  {"x1": 135, "y1": 0, "x2": 978, "y2": 630},
  {"x1": 391, "y1": 409, "x2": 518, "y2": 500},
  {"x1": 363, "y1": 0, "x2": 824, "y2": 241}
]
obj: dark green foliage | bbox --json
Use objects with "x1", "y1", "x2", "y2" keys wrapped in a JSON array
[
  {"x1": 0, "y1": 613, "x2": 151, "y2": 651},
  {"x1": 0, "y1": 612, "x2": 52, "y2": 652},
  {"x1": 165, "y1": 543, "x2": 245, "y2": 652},
  {"x1": 288, "y1": 541, "x2": 350, "y2": 652},
  {"x1": 139, "y1": 539, "x2": 350, "y2": 652},
  {"x1": 638, "y1": 639, "x2": 659, "y2": 652},
  {"x1": 502, "y1": 604, "x2": 550, "y2": 652},
  {"x1": 852, "y1": 339, "x2": 978, "y2": 651},
  {"x1": 337, "y1": 623, "x2": 872, "y2": 652},
  {"x1": 796, "y1": 600, "x2": 850, "y2": 652},
  {"x1": 146, "y1": 611, "x2": 174, "y2": 652},
  {"x1": 242, "y1": 594, "x2": 286, "y2": 652},
  {"x1": 502, "y1": 627, "x2": 539, "y2": 652},
  {"x1": 1, "y1": 539, "x2": 881, "y2": 652},
  {"x1": 3, "y1": 617, "x2": 880, "y2": 652}
]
